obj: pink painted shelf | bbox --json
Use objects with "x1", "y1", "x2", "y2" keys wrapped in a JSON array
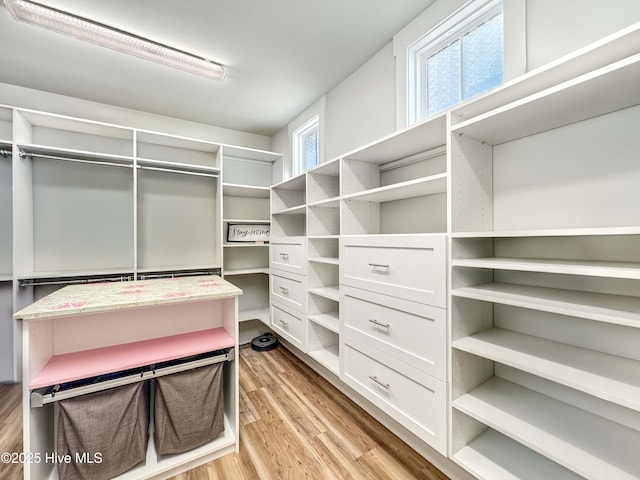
[{"x1": 30, "y1": 327, "x2": 234, "y2": 389}]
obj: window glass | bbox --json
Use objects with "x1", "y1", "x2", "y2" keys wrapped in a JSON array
[
  {"x1": 426, "y1": 40, "x2": 461, "y2": 115},
  {"x1": 462, "y1": 12, "x2": 503, "y2": 99}
]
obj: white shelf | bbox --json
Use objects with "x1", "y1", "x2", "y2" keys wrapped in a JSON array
[
  {"x1": 452, "y1": 53, "x2": 640, "y2": 145},
  {"x1": 307, "y1": 197, "x2": 340, "y2": 208},
  {"x1": 308, "y1": 286, "x2": 339, "y2": 302},
  {"x1": 452, "y1": 283, "x2": 640, "y2": 328},
  {"x1": 453, "y1": 428, "x2": 584, "y2": 480},
  {"x1": 308, "y1": 235, "x2": 339, "y2": 239},
  {"x1": 308, "y1": 257, "x2": 339, "y2": 265},
  {"x1": 272, "y1": 204, "x2": 306, "y2": 215},
  {"x1": 343, "y1": 113, "x2": 447, "y2": 164},
  {"x1": 17, "y1": 268, "x2": 135, "y2": 281},
  {"x1": 308, "y1": 312, "x2": 339, "y2": 333},
  {"x1": 223, "y1": 183, "x2": 271, "y2": 198},
  {"x1": 238, "y1": 307, "x2": 270, "y2": 323},
  {"x1": 223, "y1": 268, "x2": 269, "y2": 275},
  {"x1": 137, "y1": 157, "x2": 220, "y2": 175},
  {"x1": 223, "y1": 243, "x2": 268, "y2": 248},
  {"x1": 453, "y1": 327, "x2": 640, "y2": 412},
  {"x1": 0, "y1": 275, "x2": 13, "y2": 282},
  {"x1": 19, "y1": 144, "x2": 133, "y2": 166},
  {"x1": 342, "y1": 173, "x2": 447, "y2": 203},
  {"x1": 453, "y1": 226, "x2": 640, "y2": 238},
  {"x1": 308, "y1": 345, "x2": 339, "y2": 375},
  {"x1": 222, "y1": 219, "x2": 270, "y2": 224},
  {"x1": 453, "y1": 376, "x2": 640, "y2": 480},
  {"x1": 452, "y1": 257, "x2": 640, "y2": 280},
  {"x1": 136, "y1": 264, "x2": 221, "y2": 274}
]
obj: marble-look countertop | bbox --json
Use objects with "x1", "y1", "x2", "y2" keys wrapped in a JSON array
[{"x1": 14, "y1": 275, "x2": 242, "y2": 320}]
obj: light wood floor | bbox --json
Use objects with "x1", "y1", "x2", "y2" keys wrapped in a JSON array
[{"x1": 0, "y1": 346, "x2": 449, "y2": 480}]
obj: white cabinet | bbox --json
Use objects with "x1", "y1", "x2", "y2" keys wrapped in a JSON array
[
  {"x1": 340, "y1": 234, "x2": 446, "y2": 307},
  {"x1": 221, "y1": 147, "x2": 282, "y2": 335},
  {"x1": 449, "y1": 48, "x2": 640, "y2": 479},
  {"x1": 269, "y1": 236, "x2": 307, "y2": 275},
  {"x1": 341, "y1": 336, "x2": 447, "y2": 455},
  {"x1": 271, "y1": 300, "x2": 307, "y2": 351}
]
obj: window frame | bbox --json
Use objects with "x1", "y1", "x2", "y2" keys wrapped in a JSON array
[
  {"x1": 407, "y1": 0, "x2": 503, "y2": 124},
  {"x1": 291, "y1": 113, "x2": 320, "y2": 176}
]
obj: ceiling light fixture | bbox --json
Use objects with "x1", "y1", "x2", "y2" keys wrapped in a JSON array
[{"x1": 4, "y1": 0, "x2": 226, "y2": 81}]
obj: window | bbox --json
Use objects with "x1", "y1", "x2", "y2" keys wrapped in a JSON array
[
  {"x1": 408, "y1": 0, "x2": 503, "y2": 124},
  {"x1": 292, "y1": 114, "x2": 320, "y2": 175}
]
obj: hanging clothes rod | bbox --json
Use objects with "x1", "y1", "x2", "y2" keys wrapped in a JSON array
[
  {"x1": 19, "y1": 150, "x2": 133, "y2": 169},
  {"x1": 19, "y1": 275, "x2": 134, "y2": 288},
  {"x1": 137, "y1": 165, "x2": 219, "y2": 178},
  {"x1": 30, "y1": 347, "x2": 235, "y2": 408},
  {"x1": 0, "y1": 148, "x2": 11, "y2": 157}
]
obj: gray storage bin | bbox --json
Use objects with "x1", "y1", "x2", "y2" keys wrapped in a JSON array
[
  {"x1": 57, "y1": 382, "x2": 149, "y2": 480},
  {"x1": 154, "y1": 362, "x2": 224, "y2": 455}
]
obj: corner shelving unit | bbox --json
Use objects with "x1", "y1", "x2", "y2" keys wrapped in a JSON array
[
  {"x1": 448, "y1": 47, "x2": 640, "y2": 479},
  {"x1": 221, "y1": 146, "x2": 282, "y2": 342}
]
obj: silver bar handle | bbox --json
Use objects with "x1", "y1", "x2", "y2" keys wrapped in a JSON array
[
  {"x1": 368, "y1": 319, "x2": 390, "y2": 329},
  {"x1": 279, "y1": 253, "x2": 289, "y2": 258},
  {"x1": 279, "y1": 319, "x2": 289, "y2": 328},
  {"x1": 368, "y1": 263, "x2": 389, "y2": 269},
  {"x1": 279, "y1": 286, "x2": 289, "y2": 293},
  {"x1": 368, "y1": 375, "x2": 390, "y2": 390}
]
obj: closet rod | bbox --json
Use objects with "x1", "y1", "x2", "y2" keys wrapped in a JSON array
[
  {"x1": 19, "y1": 150, "x2": 133, "y2": 169},
  {"x1": 137, "y1": 165, "x2": 219, "y2": 178},
  {"x1": 138, "y1": 269, "x2": 220, "y2": 280},
  {"x1": 19, "y1": 275, "x2": 134, "y2": 288},
  {"x1": 0, "y1": 148, "x2": 11, "y2": 157},
  {"x1": 30, "y1": 347, "x2": 235, "y2": 408}
]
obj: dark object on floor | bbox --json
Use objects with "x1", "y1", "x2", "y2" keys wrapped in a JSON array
[{"x1": 251, "y1": 333, "x2": 279, "y2": 352}]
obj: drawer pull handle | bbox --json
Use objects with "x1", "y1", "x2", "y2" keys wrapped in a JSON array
[
  {"x1": 279, "y1": 286, "x2": 289, "y2": 293},
  {"x1": 369, "y1": 375, "x2": 390, "y2": 390},
  {"x1": 368, "y1": 263, "x2": 390, "y2": 270},
  {"x1": 279, "y1": 253, "x2": 289, "y2": 258},
  {"x1": 279, "y1": 319, "x2": 289, "y2": 328},
  {"x1": 368, "y1": 319, "x2": 390, "y2": 329}
]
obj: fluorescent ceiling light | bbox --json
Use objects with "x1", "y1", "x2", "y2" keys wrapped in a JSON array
[{"x1": 4, "y1": 0, "x2": 226, "y2": 81}]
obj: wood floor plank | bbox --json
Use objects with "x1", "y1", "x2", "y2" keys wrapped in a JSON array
[{"x1": 0, "y1": 346, "x2": 450, "y2": 480}]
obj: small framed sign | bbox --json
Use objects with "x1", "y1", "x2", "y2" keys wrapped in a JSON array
[{"x1": 227, "y1": 223, "x2": 270, "y2": 243}]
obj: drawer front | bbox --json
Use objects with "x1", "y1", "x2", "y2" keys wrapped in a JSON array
[
  {"x1": 270, "y1": 237, "x2": 307, "y2": 275},
  {"x1": 271, "y1": 301, "x2": 306, "y2": 351},
  {"x1": 340, "y1": 235, "x2": 446, "y2": 307},
  {"x1": 270, "y1": 270, "x2": 307, "y2": 313},
  {"x1": 341, "y1": 337, "x2": 446, "y2": 454},
  {"x1": 341, "y1": 286, "x2": 446, "y2": 381}
]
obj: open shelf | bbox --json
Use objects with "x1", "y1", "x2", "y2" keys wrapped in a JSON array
[
  {"x1": 272, "y1": 204, "x2": 306, "y2": 215},
  {"x1": 137, "y1": 157, "x2": 220, "y2": 175},
  {"x1": 308, "y1": 286, "x2": 339, "y2": 302},
  {"x1": 342, "y1": 173, "x2": 447, "y2": 203},
  {"x1": 308, "y1": 345, "x2": 339, "y2": 375},
  {"x1": 223, "y1": 268, "x2": 269, "y2": 276},
  {"x1": 453, "y1": 327, "x2": 640, "y2": 412},
  {"x1": 308, "y1": 311, "x2": 339, "y2": 333},
  {"x1": 452, "y1": 53, "x2": 640, "y2": 145},
  {"x1": 30, "y1": 327, "x2": 234, "y2": 389},
  {"x1": 307, "y1": 197, "x2": 340, "y2": 208},
  {"x1": 453, "y1": 428, "x2": 584, "y2": 480},
  {"x1": 452, "y1": 283, "x2": 640, "y2": 328},
  {"x1": 453, "y1": 376, "x2": 640, "y2": 480},
  {"x1": 452, "y1": 257, "x2": 640, "y2": 279},
  {"x1": 19, "y1": 144, "x2": 134, "y2": 166},
  {"x1": 308, "y1": 257, "x2": 339, "y2": 265},
  {"x1": 452, "y1": 226, "x2": 640, "y2": 238},
  {"x1": 222, "y1": 183, "x2": 271, "y2": 198}
]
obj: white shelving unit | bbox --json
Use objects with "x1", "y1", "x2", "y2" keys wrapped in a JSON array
[
  {"x1": 449, "y1": 41, "x2": 640, "y2": 478},
  {"x1": 221, "y1": 146, "x2": 282, "y2": 344}
]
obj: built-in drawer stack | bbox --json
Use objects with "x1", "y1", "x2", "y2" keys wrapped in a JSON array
[
  {"x1": 339, "y1": 234, "x2": 448, "y2": 454},
  {"x1": 270, "y1": 174, "x2": 308, "y2": 351}
]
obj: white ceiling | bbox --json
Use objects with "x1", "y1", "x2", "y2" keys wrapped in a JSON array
[{"x1": 0, "y1": 0, "x2": 435, "y2": 136}]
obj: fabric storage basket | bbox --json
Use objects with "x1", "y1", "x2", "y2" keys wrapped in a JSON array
[
  {"x1": 154, "y1": 362, "x2": 225, "y2": 455},
  {"x1": 56, "y1": 382, "x2": 149, "y2": 480}
]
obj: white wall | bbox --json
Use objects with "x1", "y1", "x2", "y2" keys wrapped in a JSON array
[
  {"x1": 0, "y1": 82, "x2": 272, "y2": 151},
  {"x1": 324, "y1": 43, "x2": 396, "y2": 161},
  {"x1": 274, "y1": 0, "x2": 640, "y2": 173},
  {"x1": 526, "y1": 0, "x2": 640, "y2": 70}
]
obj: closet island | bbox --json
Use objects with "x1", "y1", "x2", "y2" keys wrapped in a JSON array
[{"x1": 14, "y1": 275, "x2": 241, "y2": 480}]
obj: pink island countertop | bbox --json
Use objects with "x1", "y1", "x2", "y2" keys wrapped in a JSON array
[{"x1": 14, "y1": 275, "x2": 242, "y2": 321}]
